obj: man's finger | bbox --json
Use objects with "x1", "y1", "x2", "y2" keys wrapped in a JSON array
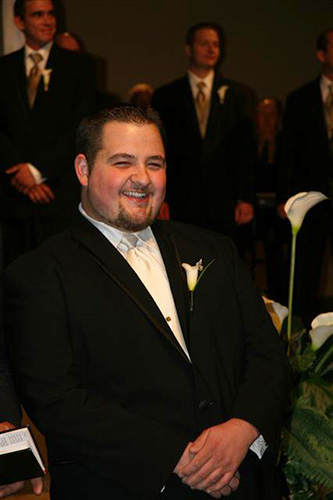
[
  {"x1": 0, "y1": 422, "x2": 15, "y2": 432},
  {"x1": 31, "y1": 477, "x2": 43, "y2": 495},
  {"x1": 178, "y1": 452, "x2": 211, "y2": 479},
  {"x1": 220, "y1": 484, "x2": 232, "y2": 497},
  {"x1": 207, "y1": 472, "x2": 240, "y2": 496},
  {"x1": 0, "y1": 481, "x2": 24, "y2": 497},
  {"x1": 41, "y1": 184, "x2": 55, "y2": 200},
  {"x1": 186, "y1": 466, "x2": 224, "y2": 490},
  {"x1": 5, "y1": 165, "x2": 19, "y2": 174}
]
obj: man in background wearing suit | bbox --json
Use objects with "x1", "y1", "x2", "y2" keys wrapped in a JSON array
[
  {"x1": 0, "y1": 0, "x2": 95, "y2": 266},
  {"x1": 152, "y1": 23, "x2": 256, "y2": 241},
  {"x1": 278, "y1": 28, "x2": 333, "y2": 325},
  {"x1": 5, "y1": 106, "x2": 290, "y2": 499}
]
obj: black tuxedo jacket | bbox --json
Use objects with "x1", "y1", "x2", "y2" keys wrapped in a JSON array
[
  {"x1": 0, "y1": 351, "x2": 21, "y2": 426},
  {"x1": 152, "y1": 73, "x2": 256, "y2": 234},
  {"x1": 4, "y1": 216, "x2": 290, "y2": 499},
  {"x1": 278, "y1": 77, "x2": 333, "y2": 199},
  {"x1": 0, "y1": 44, "x2": 95, "y2": 220}
]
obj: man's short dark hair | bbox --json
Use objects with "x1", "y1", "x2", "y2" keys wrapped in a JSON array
[
  {"x1": 186, "y1": 22, "x2": 226, "y2": 60},
  {"x1": 76, "y1": 105, "x2": 166, "y2": 169},
  {"x1": 14, "y1": 0, "x2": 56, "y2": 19},
  {"x1": 316, "y1": 28, "x2": 333, "y2": 52}
]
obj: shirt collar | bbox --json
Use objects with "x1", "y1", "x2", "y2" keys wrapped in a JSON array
[
  {"x1": 78, "y1": 203, "x2": 156, "y2": 251},
  {"x1": 188, "y1": 69, "x2": 214, "y2": 95},
  {"x1": 25, "y1": 41, "x2": 53, "y2": 63}
]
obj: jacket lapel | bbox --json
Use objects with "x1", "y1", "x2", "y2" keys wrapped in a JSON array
[
  {"x1": 12, "y1": 49, "x2": 30, "y2": 116},
  {"x1": 152, "y1": 221, "x2": 190, "y2": 346},
  {"x1": 311, "y1": 78, "x2": 329, "y2": 143},
  {"x1": 182, "y1": 76, "x2": 202, "y2": 140},
  {"x1": 71, "y1": 215, "x2": 191, "y2": 364},
  {"x1": 204, "y1": 72, "x2": 228, "y2": 142}
]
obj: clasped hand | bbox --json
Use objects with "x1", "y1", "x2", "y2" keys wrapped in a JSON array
[
  {"x1": 174, "y1": 419, "x2": 259, "y2": 498},
  {"x1": 6, "y1": 164, "x2": 55, "y2": 203}
]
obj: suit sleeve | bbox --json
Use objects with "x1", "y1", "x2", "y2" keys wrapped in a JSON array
[
  {"x1": 0, "y1": 275, "x2": 21, "y2": 426},
  {"x1": 276, "y1": 93, "x2": 298, "y2": 201},
  {"x1": 0, "y1": 352, "x2": 21, "y2": 426},
  {"x1": 219, "y1": 237, "x2": 291, "y2": 453},
  {"x1": 4, "y1": 264, "x2": 188, "y2": 499}
]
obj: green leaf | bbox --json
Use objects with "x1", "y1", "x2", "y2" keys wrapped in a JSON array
[{"x1": 281, "y1": 405, "x2": 333, "y2": 491}]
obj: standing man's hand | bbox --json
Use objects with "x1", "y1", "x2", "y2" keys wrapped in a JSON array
[
  {"x1": 27, "y1": 183, "x2": 55, "y2": 204},
  {"x1": 277, "y1": 203, "x2": 287, "y2": 219},
  {"x1": 6, "y1": 163, "x2": 36, "y2": 193},
  {"x1": 234, "y1": 202, "x2": 254, "y2": 225},
  {"x1": 0, "y1": 422, "x2": 43, "y2": 497},
  {"x1": 175, "y1": 419, "x2": 259, "y2": 497}
]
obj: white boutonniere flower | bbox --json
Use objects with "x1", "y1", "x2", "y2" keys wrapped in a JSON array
[
  {"x1": 217, "y1": 85, "x2": 229, "y2": 104},
  {"x1": 42, "y1": 69, "x2": 52, "y2": 92},
  {"x1": 309, "y1": 312, "x2": 333, "y2": 351},
  {"x1": 182, "y1": 258, "x2": 215, "y2": 311}
]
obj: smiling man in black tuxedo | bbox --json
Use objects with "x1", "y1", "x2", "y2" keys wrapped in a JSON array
[{"x1": 5, "y1": 106, "x2": 290, "y2": 500}]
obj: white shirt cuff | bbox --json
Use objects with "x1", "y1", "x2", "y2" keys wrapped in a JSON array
[
  {"x1": 27, "y1": 163, "x2": 44, "y2": 184},
  {"x1": 249, "y1": 434, "x2": 267, "y2": 459}
]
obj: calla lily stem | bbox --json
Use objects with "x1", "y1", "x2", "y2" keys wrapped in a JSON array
[
  {"x1": 313, "y1": 345, "x2": 333, "y2": 374},
  {"x1": 287, "y1": 230, "x2": 298, "y2": 353}
]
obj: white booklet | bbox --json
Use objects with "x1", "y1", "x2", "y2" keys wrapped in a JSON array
[{"x1": 0, "y1": 426, "x2": 46, "y2": 485}]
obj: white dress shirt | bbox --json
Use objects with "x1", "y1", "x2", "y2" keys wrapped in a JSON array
[{"x1": 79, "y1": 204, "x2": 190, "y2": 360}]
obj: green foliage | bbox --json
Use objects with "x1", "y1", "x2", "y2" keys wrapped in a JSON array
[
  {"x1": 282, "y1": 405, "x2": 333, "y2": 491},
  {"x1": 281, "y1": 318, "x2": 333, "y2": 499}
]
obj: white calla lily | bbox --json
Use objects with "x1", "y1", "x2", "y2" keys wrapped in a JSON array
[
  {"x1": 263, "y1": 297, "x2": 288, "y2": 333},
  {"x1": 285, "y1": 191, "x2": 328, "y2": 235},
  {"x1": 309, "y1": 312, "x2": 333, "y2": 350},
  {"x1": 182, "y1": 258, "x2": 215, "y2": 311},
  {"x1": 182, "y1": 260, "x2": 202, "y2": 291}
]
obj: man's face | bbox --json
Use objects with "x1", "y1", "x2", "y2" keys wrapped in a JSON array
[
  {"x1": 317, "y1": 31, "x2": 333, "y2": 74},
  {"x1": 15, "y1": 0, "x2": 56, "y2": 50},
  {"x1": 186, "y1": 28, "x2": 220, "y2": 72},
  {"x1": 76, "y1": 122, "x2": 166, "y2": 232}
]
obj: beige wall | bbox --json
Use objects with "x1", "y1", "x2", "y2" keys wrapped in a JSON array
[{"x1": 35, "y1": 0, "x2": 333, "y2": 101}]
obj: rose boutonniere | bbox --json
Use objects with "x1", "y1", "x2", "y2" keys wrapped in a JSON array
[
  {"x1": 182, "y1": 258, "x2": 215, "y2": 311},
  {"x1": 42, "y1": 69, "x2": 52, "y2": 92},
  {"x1": 217, "y1": 85, "x2": 229, "y2": 104}
]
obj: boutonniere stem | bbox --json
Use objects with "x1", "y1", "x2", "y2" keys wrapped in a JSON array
[{"x1": 182, "y1": 258, "x2": 215, "y2": 311}]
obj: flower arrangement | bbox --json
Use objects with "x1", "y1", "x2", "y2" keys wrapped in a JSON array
[{"x1": 264, "y1": 191, "x2": 332, "y2": 499}]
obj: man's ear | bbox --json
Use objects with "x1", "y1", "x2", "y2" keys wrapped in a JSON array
[
  {"x1": 316, "y1": 49, "x2": 326, "y2": 64},
  {"x1": 14, "y1": 15, "x2": 25, "y2": 32},
  {"x1": 75, "y1": 154, "x2": 89, "y2": 186},
  {"x1": 185, "y1": 44, "x2": 192, "y2": 59}
]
